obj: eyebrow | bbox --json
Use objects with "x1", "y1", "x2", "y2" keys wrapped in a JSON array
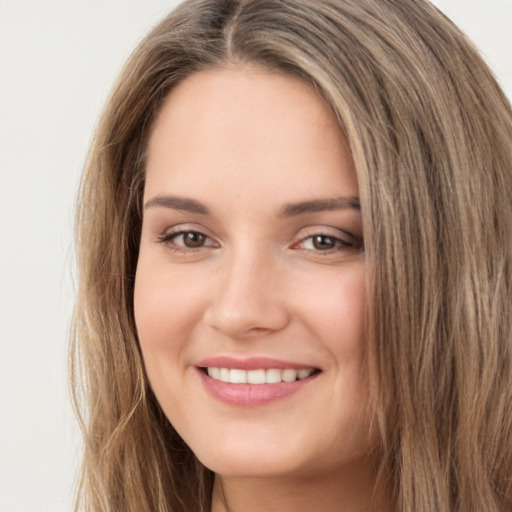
[
  {"x1": 144, "y1": 195, "x2": 210, "y2": 214},
  {"x1": 143, "y1": 195, "x2": 360, "y2": 217},
  {"x1": 279, "y1": 196, "x2": 360, "y2": 217}
]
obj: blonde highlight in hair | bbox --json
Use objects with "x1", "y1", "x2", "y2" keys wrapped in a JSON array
[{"x1": 71, "y1": 1, "x2": 512, "y2": 510}]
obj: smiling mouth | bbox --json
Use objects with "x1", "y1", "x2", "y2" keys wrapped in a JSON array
[{"x1": 203, "y1": 367, "x2": 319, "y2": 384}]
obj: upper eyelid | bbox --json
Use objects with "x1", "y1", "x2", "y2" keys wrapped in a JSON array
[
  {"x1": 294, "y1": 233, "x2": 352, "y2": 249},
  {"x1": 294, "y1": 228, "x2": 364, "y2": 251},
  {"x1": 153, "y1": 224, "x2": 361, "y2": 246},
  {"x1": 295, "y1": 226, "x2": 358, "y2": 241},
  {"x1": 300, "y1": 233, "x2": 349, "y2": 242},
  {"x1": 157, "y1": 223, "x2": 215, "y2": 238},
  {"x1": 158, "y1": 229, "x2": 216, "y2": 244}
]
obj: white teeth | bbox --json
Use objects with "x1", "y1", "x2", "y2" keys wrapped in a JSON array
[
  {"x1": 282, "y1": 369, "x2": 297, "y2": 382},
  {"x1": 266, "y1": 368, "x2": 282, "y2": 384},
  {"x1": 229, "y1": 369, "x2": 247, "y2": 383},
  {"x1": 207, "y1": 367, "x2": 220, "y2": 380},
  {"x1": 297, "y1": 369, "x2": 312, "y2": 379},
  {"x1": 206, "y1": 367, "x2": 315, "y2": 384},
  {"x1": 247, "y1": 369, "x2": 266, "y2": 384}
]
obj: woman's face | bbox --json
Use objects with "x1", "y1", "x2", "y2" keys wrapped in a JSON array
[{"x1": 135, "y1": 67, "x2": 373, "y2": 479}]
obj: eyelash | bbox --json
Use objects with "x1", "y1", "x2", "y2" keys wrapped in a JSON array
[
  {"x1": 293, "y1": 233, "x2": 362, "y2": 253},
  {"x1": 156, "y1": 230, "x2": 218, "y2": 252},
  {"x1": 156, "y1": 229, "x2": 362, "y2": 254}
]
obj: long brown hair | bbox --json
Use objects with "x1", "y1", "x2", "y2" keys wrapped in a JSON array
[{"x1": 71, "y1": 1, "x2": 512, "y2": 510}]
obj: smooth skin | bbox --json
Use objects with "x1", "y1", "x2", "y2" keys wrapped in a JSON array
[{"x1": 134, "y1": 66, "x2": 391, "y2": 512}]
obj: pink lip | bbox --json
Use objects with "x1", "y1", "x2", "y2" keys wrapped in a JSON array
[
  {"x1": 197, "y1": 356, "x2": 316, "y2": 371},
  {"x1": 196, "y1": 357, "x2": 320, "y2": 407}
]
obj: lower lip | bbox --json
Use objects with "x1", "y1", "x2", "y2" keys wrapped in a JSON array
[{"x1": 198, "y1": 369, "x2": 318, "y2": 406}]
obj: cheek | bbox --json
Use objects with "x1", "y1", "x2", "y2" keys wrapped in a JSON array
[
  {"x1": 133, "y1": 255, "x2": 208, "y2": 390},
  {"x1": 135, "y1": 258, "x2": 203, "y2": 342},
  {"x1": 310, "y1": 262, "x2": 372, "y2": 445},
  {"x1": 295, "y1": 261, "x2": 368, "y2": 426},
  {"x1": 133, "y1": 262, "x2": 208, "y2": 426},
  {"x1": 296, "y1": 260, "x2": 366, "y2": 357}
]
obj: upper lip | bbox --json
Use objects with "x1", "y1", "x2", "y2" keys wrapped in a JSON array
[{"x1": 197, "y1": 356, "x2": 320, "y2": 371}]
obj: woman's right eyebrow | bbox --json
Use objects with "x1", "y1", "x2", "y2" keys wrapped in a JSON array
[{"x1": 144, "y1": 195, "x2": 210, "y2": 214}]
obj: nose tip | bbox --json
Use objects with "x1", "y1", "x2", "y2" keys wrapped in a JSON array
[
  {"x1": 203, "y1": 263, "x2": 290, "y2": 339},
  {"x1": 204, "y1": 305, "x2": 286, "y2": 339}
]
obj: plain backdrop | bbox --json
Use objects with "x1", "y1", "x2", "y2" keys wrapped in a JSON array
[{"x1": 0, "y1": 1, "x2": 510, "y2": 511}]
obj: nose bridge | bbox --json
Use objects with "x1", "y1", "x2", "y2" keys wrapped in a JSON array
[{"x1": 203, "y1": 240, "x2": 288, "y2": 337}]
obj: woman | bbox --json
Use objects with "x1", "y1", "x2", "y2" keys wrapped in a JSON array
[{"x1": 71, "y1": 0, "x2": 512, "y2": 511}]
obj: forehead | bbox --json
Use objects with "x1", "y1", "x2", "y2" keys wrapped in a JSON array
[{"x1": 144, "y1": 67, "x2": 358, "y2": 208}]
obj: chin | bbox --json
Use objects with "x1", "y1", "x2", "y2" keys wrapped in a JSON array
[
  {"x1": 200, "y1": 457, "x2": 312, "y2": 480},
  {"x1": 187, "y1": 429, "x2": 375, "y2": 481}
]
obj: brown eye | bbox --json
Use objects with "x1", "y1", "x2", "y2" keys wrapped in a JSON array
[
  {"x1": 311, "y1": 235, "x2": 340, "y2": 250},
  {"x1": 156, "y1": 229, "x2": 219, "y2": 252},
  {"x1": 295, "y1": 232, "x2": 361, "y2": 254},
  {"x1": 157, "y1": 230, "x2": 212, "y2": 249},
  {"x1": 182, "y1": 231, "x2": 206, "y2": 248}
]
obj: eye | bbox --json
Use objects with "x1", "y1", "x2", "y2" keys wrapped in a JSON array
[
  {"x1": 293, "y1": 230, "x2": 363, "y2": 255},
  {"x1": 176, "y1": 231, "x2": 207, "y2": 248},
  {"x1": 156, "y1": 230, "x2": 217, "y2": 250},
  {"x1": 308, "y1": 234, "x2": 345, "y2": 251}
]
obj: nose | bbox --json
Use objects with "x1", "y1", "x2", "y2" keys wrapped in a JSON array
[{"x1": 203, "y1": 248, "x2": 290, "y2": 339}]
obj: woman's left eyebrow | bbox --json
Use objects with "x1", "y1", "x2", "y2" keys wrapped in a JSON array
[{"x1": 279, "y1": 196, "x2": 360, "y2": 217}]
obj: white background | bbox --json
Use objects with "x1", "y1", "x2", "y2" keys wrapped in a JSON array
[{"x1": 0, "y1": 1, "x2": 510, "y2": 511}]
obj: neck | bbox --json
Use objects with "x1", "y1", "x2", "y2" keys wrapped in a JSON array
[{"x1": 210, "y1": 463, "x2": 393, "y2": 512}]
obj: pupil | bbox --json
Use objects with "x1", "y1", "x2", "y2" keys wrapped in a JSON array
[
  {"x1": 184, "y1": 232, "x2": 205, "y2": 247},
  {"x1": 313, "y1": 235, "x2": 335, "y2": 250}
]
